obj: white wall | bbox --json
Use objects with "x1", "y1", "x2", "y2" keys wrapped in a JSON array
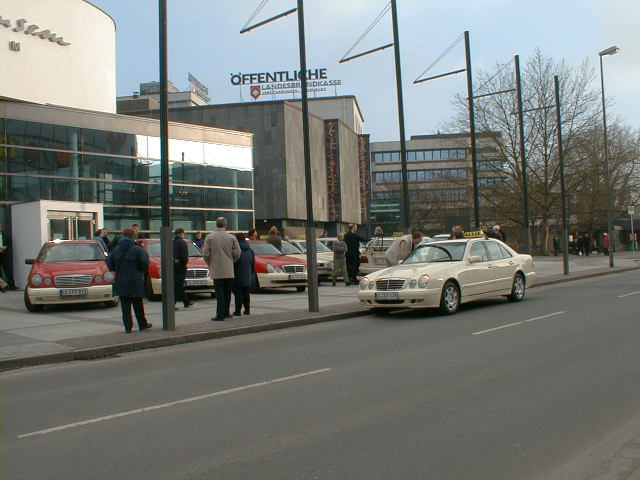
[{"x1": 0, "y1": 0, "x2": 116, "y2": 113}]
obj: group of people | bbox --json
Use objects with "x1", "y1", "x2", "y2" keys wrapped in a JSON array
[
  {"x1": 329, "y1": 225, "x2": 367, "y2": 286},
  {"x1": 106, "y1": 218, "x2": 256, "y2": 333},
  {"x1": 554, "y1": 232, "x2": 607, "y2": 256}
]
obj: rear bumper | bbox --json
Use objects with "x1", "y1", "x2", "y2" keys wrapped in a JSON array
[{"x1": 27, "y1": 285, "x2": 115, "y2": 305}]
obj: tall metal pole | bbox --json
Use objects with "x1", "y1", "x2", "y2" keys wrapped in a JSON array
[
  {"x1": 514, "y1": 55, "x2": 531, "y2": 253},
  {"x1": 599, "y1": 55, "x2": 615, "y2": 268},
  {"x1": 159, "y1": 0, "x2": 175, "y2": 329},
  {"x1": 297, "y1": 0, "x2": 318, "y2": 312},
  {"x1": 390, "y1": 0, "x2": 410, "y2": 233},
  {"x1": 464, "y1": 31, "x2": 480, "y2": 228},
  {"x1": 554, "y1": 76, "x2": 569, "y2": 275}
]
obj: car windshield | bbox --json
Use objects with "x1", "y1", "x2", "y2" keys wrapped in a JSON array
[
  {"x1": 297, "y1": 241, "x2": 332, "y2": 253},
  {"x1": 249, "y1": 242, "x2": 283, "y2": 256},
  {"x1": 40, "y1": 243, "x2": 105, "y2": 262},
  {"x1": 147, "y1": 241, "x2": 201, "y2": 258},
  {"x1": 403, "y1": 242, "x2": 467, "y2": 263},
  {"x1": 280, "y1": 242, "x2": 303, "y2": 255}
]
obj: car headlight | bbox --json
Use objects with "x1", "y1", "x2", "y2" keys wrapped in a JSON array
[
  {"x1": 95, "y1": 275, "x2": 103, "y2": 284},
  {"x1": 104, "y1": 271, "x2": 114, "y2": 283},
  {"x1": 31, "y1": 274, "x2": 43, "y2": 286},
  {"x1": 359, "y1": 278, "x2": 369, "y2": 290},
  {"x1": 43, "y1": 277, "x2": 52, "y2": 286},
  {"x1": 409, "y1": 279, "x2": 417, "y2": 289},
  {"x1": 418, "y1": 274, "x2": 430, "y2": 289},
  {"x1": 267, "y1": 263, "x2": 275, "y2": 273}
]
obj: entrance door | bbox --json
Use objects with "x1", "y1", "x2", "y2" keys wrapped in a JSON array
[{"x1": 47, "y1": 211, "x2": 96, "y2": 241}]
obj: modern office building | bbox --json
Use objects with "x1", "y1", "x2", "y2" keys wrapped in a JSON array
[
  {"x1": 124, "y1": 96, "x2": 370, "y2": 238},
  {"x1": 117, "y1": 78, "x2": 211, "y2": 113},
  {"x1": 369, "y1": 133, "x2": 504, "y2": 235}
]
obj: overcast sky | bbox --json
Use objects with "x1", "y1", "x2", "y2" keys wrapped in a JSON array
[{"x1": 91, "y1": 0, "x2": 639, "y2": 142}]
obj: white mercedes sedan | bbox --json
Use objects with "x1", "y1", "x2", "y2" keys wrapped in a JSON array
[{"x1": 357, "y1": 238, "x2": 535, "y2": 314}]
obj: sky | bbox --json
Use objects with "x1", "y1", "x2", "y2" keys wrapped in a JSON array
[{"x1": 90, "y1": 0, "x2": 639, "y2": 142}]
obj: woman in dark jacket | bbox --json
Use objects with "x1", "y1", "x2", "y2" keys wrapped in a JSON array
[
  {"x1": 232, "y1": 233, "x2": 255, "y2": 316},
  {"x1": 107, "y1": 229, "x2": 152, "y2": 333}
]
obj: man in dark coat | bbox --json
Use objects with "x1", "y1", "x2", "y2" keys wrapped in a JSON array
[
  {"x1": 173, "y1": 228, "x2": 193, "y2": 309},
  {"x1": 0, "y1": 223, "x2": 17, "y2": 290},
  {"x1": 232, "y1": 233, "x2": 255, "y2": 316},
  {"x1": 107, "y1": 228, "x2": 152, "y2": 333},
  {"x1": 344, "y1": 224, "x2": 365, "y2": 284}
]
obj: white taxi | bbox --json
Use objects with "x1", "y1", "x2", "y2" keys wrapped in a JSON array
[
  {"x1": 285, "y1": 240, "x2": 334, "y2": 281},
  {"x1": 358, "y1": 238, "x2": 535, "y2": 314}
]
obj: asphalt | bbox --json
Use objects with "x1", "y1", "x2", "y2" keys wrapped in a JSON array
[{"x1": 1, "y1": 252, "x2": 639, "y2": 371}]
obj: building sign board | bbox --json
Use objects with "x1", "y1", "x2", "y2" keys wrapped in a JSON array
[
  {"x1": 188, "y1": 72, "x2": 210, "y2": 104},
  {"x1": 628, "y1": 206, "x2": 635, "y2": 215},
  {"x1": 0, "y1": 14, "x2": 70, "y2": 46},
  {"x1": 325, "y1": 120, "x2": 341, "y2": 222},
  {"x1": 230, "y1": 68, "x2": 342, "y2": 99}
]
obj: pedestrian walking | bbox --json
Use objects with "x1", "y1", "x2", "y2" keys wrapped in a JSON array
[
  {"x1": 584, "y1": 234, "x2": 593, "y2": 256},
  {"x1": 603, "y1": 233, "x2": 610, "y2": 255},
  {"x1": 344, "y1": 224, "x2": 365, "y2": 284},
  {"x1": 232, "y1": 233, "x2": 255, "y2": 316},
  {"x1": 331, "y1": 233, "x2": 349, "y2": 286},
  {"x1": 173, "y1": 228, "x2": 193, "y2": 309},
  {"x1": 266, "y1": 226, "x2": 282, "y2": 251},
  {"x1": 203, "y1": 217, "x2": 241, "y2": 322},
  {"x1": 374, "y1": 226, "x2": 384, "y2": 238},
  {"x1": 553, "y1": 235, "x2": 560, "y2": 256},
  {"x1": 95, "y1": 228, "x2": 108, "y2": 252},
  {"x1": 193, "y1": 231, "x2": 204, "y2": 250},
  {"x1": 385, "y1": 230, "x2": 423, "y2": 266},
  {"x1": 0, "y1": 223, "x2": 17, "y2": 290},
  {"x1": 107, "y1": 228, "x2": 152, "y2": 333},
  {"x1": 492, "y1": 225, "x2": 504, "y2": 242}
]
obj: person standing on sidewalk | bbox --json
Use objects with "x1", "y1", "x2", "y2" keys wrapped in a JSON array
[
  {"x1": 603, "y1": 233, "x2": 610, "y2": 255},
  {"x1": 332, "y1": 233, "x2": 349, "y2": 286},
  {"x1": 107, "y1": 228, "x2": 152, "y2": 333},
  {"x1": 0, "y1": 223, "x2": 17, "y2": 290},
  {"x1": 232, "y1": 233, "x2": 255, "y2": 316},
  {"x1": 173, "y1": 228, "x2": 193, "y2": 310},
  {"x1": 266, "y1": 226, "x2": 282, "y2": 251},
  {"x1": 344, "y1": 224, "x2": 365, "y2": 284},
  {"x1": 193, "y1": 231, "x2": 204, "y2": 250},
  {"x1": 203, "y1": 217, "x2": 241, "y2": 322}
]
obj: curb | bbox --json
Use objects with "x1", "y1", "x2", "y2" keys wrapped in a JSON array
[
  {"x1": 0, "y1": 308, "x2": 371, "y2": 372},
  {"x1": 2, "y1": 265, "x2": 638, "y2": 372}
]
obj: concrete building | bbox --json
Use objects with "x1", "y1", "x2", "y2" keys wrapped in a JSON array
[
  {"x1": 117, "y1": 77, "x2": 211, "y2": 113},
  {"x1": 124, "y1": 96, "x2": 370, "y2": 238},
  {"x1": 369, "y1": 133, "x2": 504, "y2": 235},
  {"x1": 0, "y1": 0, "x2": 116, "y2": 113}
]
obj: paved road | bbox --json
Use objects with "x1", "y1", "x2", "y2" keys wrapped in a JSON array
[{"x1": 3, "y1": 271, "x2": 640, "y2": 479}]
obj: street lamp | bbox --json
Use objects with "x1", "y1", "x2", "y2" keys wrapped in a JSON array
[{"x1": 599, "y1": 45, "x2": 619, "y2": 268}]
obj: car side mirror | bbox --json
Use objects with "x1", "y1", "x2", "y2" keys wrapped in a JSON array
[
  {"x1": 25, "y1": 259, "x2": 34, "y2": 265},
  {"x1": 468, "y1": 255, "x2": 483, "y2": 264}
]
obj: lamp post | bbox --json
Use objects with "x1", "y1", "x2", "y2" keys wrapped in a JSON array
[{"x1": 599, "y1": 45, "x2": 619, "y2": 268}]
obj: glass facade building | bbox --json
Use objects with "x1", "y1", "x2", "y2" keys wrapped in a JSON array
[{"x1": 0, "y1": 102, "x2": 254, "y2": 236}]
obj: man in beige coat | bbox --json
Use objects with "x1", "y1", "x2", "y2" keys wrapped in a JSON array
[
  {"x1": 203, "y1": 217, "x2": 241, "y2": 321},
  {"x1": 384, "y1": 230, "x2": 423, "y2": 266}
]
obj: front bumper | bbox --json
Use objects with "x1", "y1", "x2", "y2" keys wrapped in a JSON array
[
  {"x1": 27, "y1": 285, "x2": 116, "y2": 305},
  {"x1": 151, "y1": 277, "x2": 215, "y2": 295},
  {"x1": 357, "y1": 287, "x2": 442, "y2": 309},
  {"x1": 257, "y1": 272, "x2": 307, "y2": 289}
]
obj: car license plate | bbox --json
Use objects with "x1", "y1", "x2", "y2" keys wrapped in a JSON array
[
  {"x1": 60, "y1": 288, "x2": 89, "y2": 297},
  {"x1": 373, "y1": 257, "x2": 386, "y2": 264},
  {"x1": 289, "y1": 274, "x2": 306, "y2": 280},
  {"x1": 375, "y1": 292, "x2": 398, "y2": 300},
  {"x1": 185, "y1": 279, "x2": 209, "y2": 286}
]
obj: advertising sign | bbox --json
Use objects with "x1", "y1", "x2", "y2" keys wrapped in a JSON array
[
  {"x1": 230, "y1": 68, "x2": 342, "y2": 100},
  {"x1": 628, "y1": 206, "x2": 635, "y2": 215}
]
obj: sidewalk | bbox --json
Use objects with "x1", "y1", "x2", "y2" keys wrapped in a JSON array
[{"x1": 1, "y1": 252, "x2": 638, "y2": 371}]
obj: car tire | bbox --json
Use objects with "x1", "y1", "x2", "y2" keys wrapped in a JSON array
[
  {"x1": 296, "y1": 286, "x2": 306, "y2": 292},
  {"x1": 507, "y1": 272, "x2": 526, "y2": 302},
  {"x1": 104, "y1": 298, "x2": 119, "y2": 308},
  {"x1": 439, "y1": 281, "x2": 460, "y2": 315},
  {"x1": 250, "y1": 274, "x2": 260, "y2": 294},
  {"x1": 24, "y1": 289, "x2": 44, "y2": 312},
  {"x1": 145, "y1": 275, "x2": 161, "y2": 301}
]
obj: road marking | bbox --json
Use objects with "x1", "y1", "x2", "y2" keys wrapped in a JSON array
[
  {"x1": 472, "y1": 311, "x2": 566, "y2": 335},
  {"x1": 18, "y1": 368, "x2": 332, "y2": 439},
  {"x1": 618, "y1": 291, "x2": 640, "y2": 298}
]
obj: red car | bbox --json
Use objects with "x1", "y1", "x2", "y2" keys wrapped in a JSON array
[
  {"x1": 247, "y1": 240, "x2": 307, "y2": 292},
  {"x1": 24, "y1": 240, "x2": 118, "y2": 312},
  {"x1": 137, "y1": 239, "x2": 215, "y2": 300}
]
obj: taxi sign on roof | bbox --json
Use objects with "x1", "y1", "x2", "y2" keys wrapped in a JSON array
[{"x1": 464, "y1": 231, "x2": 485, "y2": 238}]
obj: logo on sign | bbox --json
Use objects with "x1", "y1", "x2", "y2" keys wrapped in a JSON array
[{"x1": 250, "y1": 85, "x2": 261, "y2": 100}]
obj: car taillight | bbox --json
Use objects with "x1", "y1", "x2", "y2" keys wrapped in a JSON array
[{"x1": 360, "y1": 257, "x2": 369, "y2": 263}]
